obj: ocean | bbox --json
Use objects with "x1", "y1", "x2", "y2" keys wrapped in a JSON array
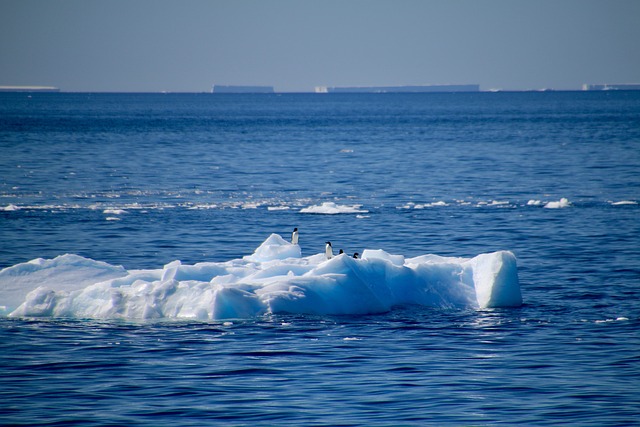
[{"x1": 1, "y1": 91, "x2": 639, "y2": 425}]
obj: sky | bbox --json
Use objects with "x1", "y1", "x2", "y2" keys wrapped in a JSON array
[{"x1": 1, "y1": 0, "x2": 639, "y2": 92}]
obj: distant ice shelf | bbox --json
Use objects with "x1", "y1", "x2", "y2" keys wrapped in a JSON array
[
  {"x1": 0, "y1": 86, "x2": 60, "y2": 92},
  {"x1": 314, "y1": 84, "x2": 480, "y2": 93},
  {"x1": 582, "y1": 83, "x2": 640, "y2": 91}
]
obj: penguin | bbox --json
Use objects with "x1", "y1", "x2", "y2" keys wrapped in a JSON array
[
  {"x1": 339, "y1": 249, "x2": 344, "y2": 255},
  {"x1": 353, "y1": 252, "x2": 359, "y2": 259},
  {"x1": 325, "y1": 241, "x2": 333, "y2": 259},
  {"x1": 291, "y1": 227, "x2": 299, "y2": 245}
]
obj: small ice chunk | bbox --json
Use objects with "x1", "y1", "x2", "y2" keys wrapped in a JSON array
[{"x1": 544, "y1": 198, "x2": 571, "y2": 209}]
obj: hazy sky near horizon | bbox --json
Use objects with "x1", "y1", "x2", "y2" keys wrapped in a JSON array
[{"x1": 1, "y1": 0, "x2": 639, "y2": 92}]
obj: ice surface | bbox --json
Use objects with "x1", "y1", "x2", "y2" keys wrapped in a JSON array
[
  {"x1": 0, "y1": 255, "x2": 127, "y2": 315},
  {"x1": 244, "y1": 233, "x2": 302, "y2": 262},
  {"x1": 1, "y1": 235, "x2": 521, "y2": 319}
]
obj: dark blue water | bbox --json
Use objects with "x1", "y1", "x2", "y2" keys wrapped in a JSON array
[{"x1": 1, "y1": 92, "x2": 639, "y2": 425}]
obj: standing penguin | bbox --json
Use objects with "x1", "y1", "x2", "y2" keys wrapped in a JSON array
[
  {"x1": 291, "y1": 227, "x2": 299, "y2": 245},
  {"x1": 325, "y1": 241, "x2": 333, "y2": 259}
]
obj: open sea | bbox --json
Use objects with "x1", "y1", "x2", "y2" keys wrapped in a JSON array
[{"x1": 1, "y1": 91, "x2": 639, "y2": 426}]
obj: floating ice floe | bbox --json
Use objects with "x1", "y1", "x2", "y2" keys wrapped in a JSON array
[
  {"x1": 300, "y1": 202, "x2": 368, "y2": 214},
  {"x1": 0, "y1": 234, "x2": 522, "y2": 320},
  {"x1": 544, "y1": 198, "x2": 571, "y2": 209}
]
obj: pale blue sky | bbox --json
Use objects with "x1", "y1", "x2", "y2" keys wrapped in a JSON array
[{"x1": 1, "y1": 0, "x2": 639, "y2": 92}]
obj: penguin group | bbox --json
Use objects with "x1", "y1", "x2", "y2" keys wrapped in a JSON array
[{"x1": 291, "y1": 228, "x2": 359, "y2": 260}]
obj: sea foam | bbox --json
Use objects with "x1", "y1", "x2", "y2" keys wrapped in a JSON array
[{"x1": 1, "y1": 234, "x2": 522, "y2": 319}]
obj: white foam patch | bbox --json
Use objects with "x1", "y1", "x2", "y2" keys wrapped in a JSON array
[
  {"x1": 401, "y1": 201, "x2": 449, "y2": 209},
  {"x1": 611, "y1": 201, "x2": 637, "y2": 206},
  {"x1": 300, "y1": 202, "x2": 368, "y2": 214},
  {"x1": 103, "y1": 209, "x2": 127, "y2": 215},
  {"x1": 241, "y1": 202, "x2": 260, "y2": 209}
]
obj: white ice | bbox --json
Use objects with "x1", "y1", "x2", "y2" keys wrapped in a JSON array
[
  {"x1": 1, "y1": 234, "x2": 522, "y2": 320},
  {"x1": 300, "y1": 202, "x2": 368, "y2": 214},
  {"x1": 544, "y1": 198, "x2": 571, "y2": 209}
]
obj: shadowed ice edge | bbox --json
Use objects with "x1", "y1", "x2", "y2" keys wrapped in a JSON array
[{"x1": 1, "y1": 234, "x2": 522, "y2": 319}]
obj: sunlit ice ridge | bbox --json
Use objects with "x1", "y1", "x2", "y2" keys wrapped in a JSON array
[{"x1": 0, "y1": 234, "x2": 521, "y2": 320}]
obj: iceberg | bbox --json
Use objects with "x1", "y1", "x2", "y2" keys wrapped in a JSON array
[{"x1": 1, "y1": 234, "x2": 522, "y2": 320}]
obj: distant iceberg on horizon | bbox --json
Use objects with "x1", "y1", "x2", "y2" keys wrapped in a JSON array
[
  {"x1": 582, "y1": 83, "x2": 640, "y2": 91},
  {"x1": 211, "y1": 85, "x2": 274, "y2": 93},
  {"x1": 0, "y1": 85, "x2": 60, "y2": 92},
  {"x1": 314, "y1": 84, "x2": 480, "y2": 93}
]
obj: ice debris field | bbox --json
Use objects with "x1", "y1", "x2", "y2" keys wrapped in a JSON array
[{"x1": 0, "y1": 234, "x2": 522, "y2": 320}]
